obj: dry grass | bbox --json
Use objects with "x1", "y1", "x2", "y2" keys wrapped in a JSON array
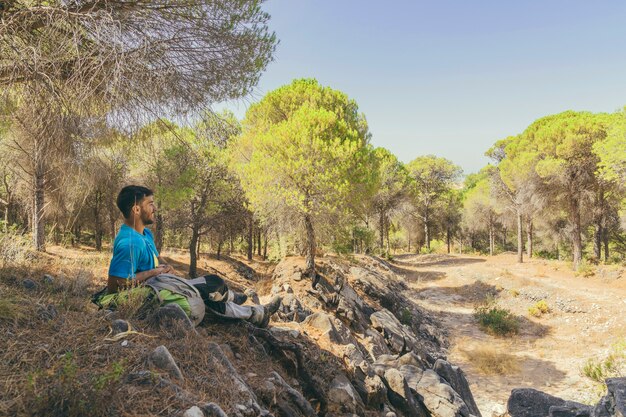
[
  {"x1": 0, "y1": 245, "x2": 339, "y2": 417},
  {"x1": 459, "y1": 344, "x2": 521, "y2": 375}
]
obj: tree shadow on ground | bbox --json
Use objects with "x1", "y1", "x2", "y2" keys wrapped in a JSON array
[
  {"x1": 390, "y1": 264, "x2": 447, "y2": 283},
  {"x1": 414, "y1": 280, "x2": 500, "y2": 305},
  {"x1": 392, "y1": 254, "x2": 486, "y2": 268}
]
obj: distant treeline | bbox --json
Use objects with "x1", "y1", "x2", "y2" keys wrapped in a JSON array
[{"x1": 1, "y1": 78, "x2": 624, "y2": 275}]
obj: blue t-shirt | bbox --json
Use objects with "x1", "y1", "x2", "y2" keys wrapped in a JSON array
[{"x1": 108, "y1": 224, "x2": 159, "y2": 280}]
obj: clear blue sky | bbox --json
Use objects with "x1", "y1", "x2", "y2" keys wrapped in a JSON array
[{"x1": 217, "y1": 1, "x2": 626, "y2": 175}]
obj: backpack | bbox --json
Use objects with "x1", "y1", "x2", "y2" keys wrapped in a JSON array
[{"x1": 92, "y1": 274, "x2": 205, "y2": 326}]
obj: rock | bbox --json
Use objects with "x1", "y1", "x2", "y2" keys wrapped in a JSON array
[
  {"x1": 328, "y1": 374, "x2": 365, "y2": 415},
  {"x1": 593, "y1": 377, "x2": 626, "y2": 417},
  {"x1": 205, "y1": 343, "x2": 266, "y2": 416},
  {"x1": 434, "y1": 359, "x2": 481, "y2": 417},
  {"x1": 364, "y1": 374, "x2": 387, "y2": 408},
  {"x1": 111, "y1": 319, "x2": 130, "y2": 334},
  {"x1": 182, "y1": 406, "x2": 204, "y2": 417},
  {"x1": 202, "y1": 402, "x2": 229, "y2": 417},
  {"x1": 37, "y1": 304, "x2": 58, "y2": 321},
  {"x1": 302, "y1": 312, "x2": 355, "y2": 345},
  {"x1": 415, "y1": 369, "x2": 470, "y2": 417},
  {"x1": 43, "y1": 274, "x2": 54, "y2": 284},
  {"x1": 22, "y1": 279, "x2": 37, "y2": 290},
  {"x1": 152, "y1": 303, "x2": 195, "y2": 335},
  {"x1": 148, "y1": 345, "x2": 184, "y2": 381},
  {"x1": 363, "y1": 328, "x2": 392, "y2": 360},
  {"x1": 549, "y1": 405, "x2": 592, "y2": 417},
  {"x1": 507, "y1": 388, "x2": 590, "y2": 417},
  {"x1": 269, "y1": 371, "x2": 316, "y2": 417},
  {"x1": 383, "y1": 368, "x2": 429, "y2": 417},
  {"x1": 370, "y1": 309, "x2": 419, "y2": 354},
  {"x1": 269, "y1": 326, "x2": 300, "y2": 339}
]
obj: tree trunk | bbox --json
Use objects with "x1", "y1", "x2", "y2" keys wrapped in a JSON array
[
  {"x1": 304, "y1": 214, "x2": 316, "y2": 276},
  {"x1": 488, "y1": 222, "x2": 494, "y2": 256},
  {"x1": 247, "y1": 215, "x2": 253, "y2": 261},
  {"x1": 257, "y1": 228, "x2": 262, "y2": 257},
  {"x1": 570, "y1": 195, "x2": 583, "y2": 269},
  {"x1": 603, "y1": 228, "x2": 610, "y2": 262},
  {"x1": 33, "y1": 167, "x2": 46, "y2": 251},
  {"x1": 424, "y1": 213, "x2": 430, "y2": 250},
  {"x1": 263, "y1": 231, "x2": 268, "y2": 260},
  {"x1": 516, "y1": 210, "x2": 523, "y2": 263},
  {"x1": 386, "y1": 219, "x2": 391, "y2": 255},
  {"x1": 217, "y1": 240, "x2": 222, "y2": 260},
  {"x1": 526, "y1": 218, "x2": 533, "y2": 258},
  {"x1": 593, "y1": 223, "x2": 602, "y2": 261},
  {"x1": 446, "y1": 227, "x2": 451, "y2": 254},
  {"x1": 189, "y1": 227, "x2": 199, "y2": 278},
  {"x1": 379, "y1": 211, "x2": 385, "y2": 252},
  {"x1": 155, "y1": 212, "x2": 164, "y2": 252}
]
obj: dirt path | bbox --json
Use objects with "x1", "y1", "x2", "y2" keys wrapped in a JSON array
[{"x1": 390, "y1": 253, "x2": 626, "y2": 414}]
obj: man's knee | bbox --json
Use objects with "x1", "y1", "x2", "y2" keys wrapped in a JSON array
[{"x1": 203, "y1": 274, "x2": 228, "y2": 294}]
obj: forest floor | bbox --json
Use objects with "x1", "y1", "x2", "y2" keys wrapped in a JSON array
[{"x1": 389, "y1": 253, "x2": 626, "y2": 414}]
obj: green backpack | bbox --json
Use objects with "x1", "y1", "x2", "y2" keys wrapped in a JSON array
[{"x1": 93, "y1": 274, "x2": 205, "y2": 326}]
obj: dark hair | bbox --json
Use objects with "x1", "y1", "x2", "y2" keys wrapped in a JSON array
[{"x1": 116, "y1": 185, "x2": 154, "y2": 219}]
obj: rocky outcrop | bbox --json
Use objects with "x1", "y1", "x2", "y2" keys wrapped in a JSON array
[
  {"x1": 507, "y1": 380, "x2": 626, "y2": 417},
  {"x1": 268, "y1": 256, "x2": 480, "y2": 417}
]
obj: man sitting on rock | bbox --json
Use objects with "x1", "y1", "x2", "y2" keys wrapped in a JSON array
[{"x1": 100, "y1": 185, "x2": 281, "y2": 328}]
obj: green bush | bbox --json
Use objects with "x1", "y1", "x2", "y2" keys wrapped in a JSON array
[
  {"x1": 583, "y1": 339, "x2": 625, "y2": 383},
  {"x1": 474, "y1": 304, "x2": 519, "y2": 336},
  {"x1": 576, "y1": 260, "x2": 595, "y2": 277},
  {"x1": 528, "y1": 300, "x2": 550, "y2": 317}
]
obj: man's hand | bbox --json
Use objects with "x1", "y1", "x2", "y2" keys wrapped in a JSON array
[{"x1": 156, "y1": 264, "x2": 175, "y2": 275}]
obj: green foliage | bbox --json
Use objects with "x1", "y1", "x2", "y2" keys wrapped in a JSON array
[
  {"x1": 528, "y1": 300, "x2": 550, "y2": 317},
  {"x1": 582, "y1": 339, "x2": 625, "y2": 383},
  {"x1": 234, "y1": 78, "x2": 374, "y2": 259},
  {"x1": 475, "y1": 302, "x2": 519, "y2": 336},
  {"x1": 575, "y1": 259, "x2": 596, "y2": 277},
  {"x1": 399, "y1": 308, "x2": 413, "y2": 325}
]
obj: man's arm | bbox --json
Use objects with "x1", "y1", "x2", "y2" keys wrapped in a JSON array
[{"x1": 107, "y1": 265, "x2": 170, "y2": 293}]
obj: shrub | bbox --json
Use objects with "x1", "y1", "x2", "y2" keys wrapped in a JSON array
[
  {"x1": 509, "y1": 288, "x2": 520, "y2": 297},
  {"x1": 399, "y1": 308, "x2": 412, "y2": 325},
  {"x1": 575, "y1": 260, "x2": 595, "y2": 277},
  {"x1": 474, "y1": 304, "x2": 519, "y2": 336},
  {"x1": 528, "y1": 300, "x2": 550, "y2": 317},
  {"x1": 582, "y1": 340, "x2": 626, "y2": 383}
]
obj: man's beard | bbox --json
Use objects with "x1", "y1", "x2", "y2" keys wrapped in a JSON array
[{"x1": 141, "y1": 211, "x2": 154, "y2": 225}]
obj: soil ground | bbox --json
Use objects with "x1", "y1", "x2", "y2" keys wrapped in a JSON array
[{"x1": 389, "y1": 253, "x2": 626, "y2": 415}]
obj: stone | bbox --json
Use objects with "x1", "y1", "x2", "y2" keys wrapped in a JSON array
[
  {"x1": 370, "y1": 309, "x2": 419, "y2": 353},
  {"x1": 111, "y1": 319, "x2": 130, "y2": 334},
  {"x1": 383, "y1": 368, "x2": 429, "y2": 417},
  {"x1": 415, "y1": 369, "x2": 470, "y2": 417},
  {"x1": 148, "y1": 345, "x2": 184, "y2": 381},
  {"x1": 606, "y1": 377, "x2": 626, "y2": 417},
  {"x1": 302, "y1": 312, "x2": 354, "y2": 345},
  {"x1": 364, "y1": 374, "x2": 387, "y2": 408},
  {"x1": 22, "y1": 279, "x2": 37, "y2": 290},
  {"x1": 182, "y1": 406, "x2": 204, "y2": 417},
  {"x1": 202, "y1": 402, "x2": 229, "y2": 417},
  {"x1": 549, "y1": 405, "x2": 592, "y2": 417},
  {"x1": 363, "y1": 328, "x2": 392, "y2": 360},
  {"x1": 434, "y1": 359, "x2": 481, "y2": 417},
  {"x1": 152, "y1": 303, "x2": 195, "y2": 335},
  {"x1": 43, "y1": 274, "x2": 54, "y2": 284},
  {"x1": 269, "y1": 371, "x2": 316, "y2": 417},
  {"x1": 328, "y1": 374, "x2": 364, "y2": 415},
  {"x1": 205, "y1": 343, "x2": 266, "y2": 416},
  {"x1": 507, "y1": 389, "x2": 589, "y2": 417}
]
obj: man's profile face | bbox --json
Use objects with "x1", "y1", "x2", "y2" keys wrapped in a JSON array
[{"x1": 138, "y1": 195, "x2": 156, "y2": 225}]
